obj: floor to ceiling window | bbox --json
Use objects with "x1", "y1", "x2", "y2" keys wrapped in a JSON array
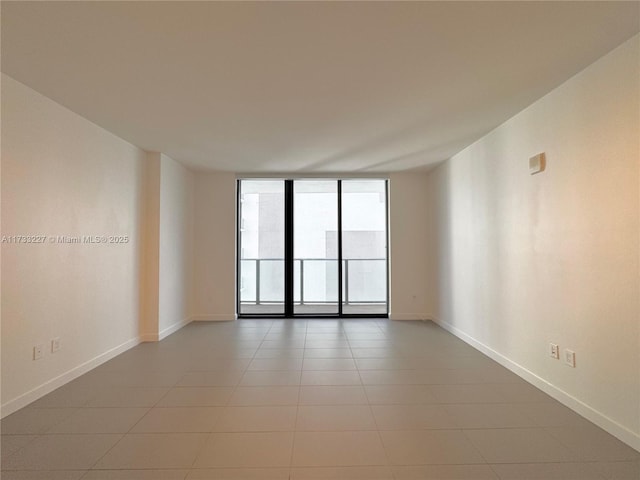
[{"x1": 237, "y1": 178, "x2": 388, "y2": 317}]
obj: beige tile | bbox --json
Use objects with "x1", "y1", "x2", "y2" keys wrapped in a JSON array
[
  {"x1": 269, "y1": 324, "x2": 307, "y2": 332},
  {"x1": 290, "y1": 466, "x2": 394, "y2": 478},
  {"x1": 380, "y1": 430, "x2": 485, "y2": 465},
  {"x1": 303, "y1": 349, "x2": 353, "y2": 359},
  {"x1": 305, "y1": 332, "x2": 346, "y2": 339},
  {"x1": 296, "y1": 406, "x2": 376, "y2": 431},
  {"x1": 372, "y1": 405, "x2": 457, "y2": 430},
  {"x1": 240, "y1": 371, "x2": 302, "y2": 386},
  {"x1": 261, "y1": 340, "x2": 306, "y2": 349},
  {"x1": 1, "y1": 435, "x2": 37, "y2": 461},
  {"x1": 429, "y1": 384, "x2": 506, "y2": 404},
  {"x1": 351, "y1": 349, "x2": 404, "y2": 359},
  {"x1": 476, "y1": 367, "x2": 525, "y2": 383},
  {"x1": 86, "y1": 387, "x2": 170, "y2": 407},
  {"x1": 186, "y1": 358, "x2": 252, "y2": 371},
  {"x1": 346, "y1": 333, "x2": 386, "y2": 340},
  {"x1": 491, "y1": 462, "x2": 605, "y2": 479},
  {"x1": 292, "y1": 431, "x2": 387, "y2": 466},
  {"x1": 208, "y1": 349, "x2": 257, "y2": 359},
  {"x1": 354, "y1": 358, "x2": 421, "y2": 370},
  {"x1": 94, "y1": 433, "x2": 208, "y2": 469},
  {"x1": 132, "y1": 407, "x2": 223, "y2": 432},
  {"x1": 419, "y1": 369, "x2": 483, "y2": 385},
  {"x1": 305, "y1": 322, "x2": 343, "y2": 332},
  {"x1": 516, "y1": 402, "x2": 593, "y2": 427},
  {"x1": 177, "y1": 371, "x2": 244, "y2": 387},
  {"x1": 393, "y1": 465, "x2": 499, "y2": 479},
  {"x1": 443, "y1": 404, "x2": 537, "y2": 428},
  {"x1": 2, "y1": 434, "x2": 121, "y2": 470},
  {"x1": 299, "y1": 386, "x2": 368, "y2": 405},
  {"x1": 597, "y1": 461, "x2": 640, "y2": 480},
  {"x1": 215, "y1": 406, "x2": 297, "y2": 432},
  {"x1": 254, "y1": 348, "x2": 305, "y2": 359},
  {"x1": 229, "y1": 342, "x2": 263, "y2": 351},
  {"x1": 346, "y1": 328, "x2": 385, "y2": 335},
  {"x1": 248, "y1": 358, "x2": 304, "y2": 371},
  {"x1": 229, "y1": 386, "x2": 300, "y2": 406},
  {"x1": 302, "y1": 358, "x2": 357, "y2": 371},
  {"x1": 304, "y1": 340, "x2": 350, "y2": 349},
  {"x1": 47, "y1": 407, "x2": 148, "y2": 433},
  {"x1": 187, "y1": 468, "x2": 290, "y2": 479},
  {"x1": 348, "y1": 340, "x2": 392, "y2": 349},
  {"x1": 305, "y1": 338, "x2": 347, "y2": 347},
  {"x1": 492, "y1": 383, "x2": 554, "y2": 403},
  {"x1": 0, "y1": 471, "x2": 87, "y2": 479},
  {"x1": 3, "y1": 320, "x2": 631, "y2": 478},
  {"x1": 83, "y1": 470, "x2": 189, "y2": 479},
  {"x1": 546, "y1": 425, "x2": 640, "y2": 461},
  {"x1": 157, "y1": 387, "x2": 235, "y2": 407},
  {"x1": 105, "y1": 370, "x2": 185, "y2": 387},
  {"x1": 194, "y1": 432, "x2": 294, "y2": 468},
  {"x1": 425, "y1": 355, "x2": 497, "y2": 370},
  {"x1": 359, "y1": 370, "x2": 425, "y2": 385},
  {"x1": 464, "y1": 428, "x2": 579, "y2": 463},
  {"x1": 301, "y1": 371, "x2": 361, "y2": 386},
  {"x1": 264, "y1": 332, "x2": 306, "y2": 341},
  {"x1": 365, "y1": 385, "x2": 436, "y2": 405},
  {"x1": 29, "y1": 382, "x2": 99, "y2": 408},
  {"x1": 1, "y1": 408, "x2": 77, "y2": 434}
]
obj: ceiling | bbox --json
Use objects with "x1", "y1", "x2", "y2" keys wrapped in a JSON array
[{"x1": 2, "y1": 1, "x2": 638, "y2": 173}]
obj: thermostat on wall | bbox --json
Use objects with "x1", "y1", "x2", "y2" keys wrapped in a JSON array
[{"x1": 529, "y1": 152, "x2": 546, "y2": 175}]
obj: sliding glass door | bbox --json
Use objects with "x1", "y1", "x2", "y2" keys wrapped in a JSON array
[
  {"x1": 341, "y1": 180, "x2": 388, "y2": 315},
  {"x1": 237, "y1": 178, "x2": 388, "y2": 317},
  {"x1": 238, "y1": 180, "x2": 285, "y2": 315},
  {"x1": 294, "y1": 181, "x2": 339, "y2": 315}
]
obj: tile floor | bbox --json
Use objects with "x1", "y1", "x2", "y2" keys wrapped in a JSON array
[{"x1": 1, "y1": 319, "x2": 638, "y2": 479}]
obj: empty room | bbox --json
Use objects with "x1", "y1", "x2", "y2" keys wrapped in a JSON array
[{"x1": 1, "y1": 1, "x2": 639, "y2": 479}]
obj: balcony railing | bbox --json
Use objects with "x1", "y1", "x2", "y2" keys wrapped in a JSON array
[{"x1": 240, "y1": 258, "x2": 386, "y2": 305}]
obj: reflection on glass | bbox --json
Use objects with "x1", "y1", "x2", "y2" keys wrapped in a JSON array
[
  {"x1": 341, "y1": 180, "x2": 388, "y2": 315},
  {"x1": 294, "y1": 181, "x2": 338, "y2": 314},
  {"x1": 238, "y1": 179, "x2": 388, "y2": 317},
  {"x1": 238, "y1": 180, "x2": 285, "y2": 315}
]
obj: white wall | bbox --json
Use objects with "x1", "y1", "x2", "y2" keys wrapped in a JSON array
[
  {"x1": 428, "y1": 35, "x2": 639, "y2": 449},
  {"x1": 192, "y1": 171, "x2": 237, "y2": 320},
  {"x1": 158, "y1": 153, "x2": 195, "y2": 336},
  {"x1": 389, "y1": 172, "x2": 432, "y2": 320},
  {"x1": 191, "y1": 172, "x2": 433, "y2": 320},
  {"x1": 1, "y1": 75, "x2": 147, "y2": 415},
  {"x1": 141, "y1": 154, "x2": 160, "y2": 339}
]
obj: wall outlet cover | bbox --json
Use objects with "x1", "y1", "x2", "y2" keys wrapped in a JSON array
[
  {"x1": 33, "y1": 344, "x2": 44, "y2": 360},
  {"x1": 564, "y1": 349, "x2": 576, "y2": 367}
]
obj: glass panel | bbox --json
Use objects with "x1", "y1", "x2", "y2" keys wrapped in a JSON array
[
  {"x1": 341, "y1": 180, "x2": 388, "y2": 315},
  {"x1": 294, "y1": 180, "x2": 338, "y2": 315},
  {"x1": 238, "y1": 180, "x2": 285, "y2": 315}
]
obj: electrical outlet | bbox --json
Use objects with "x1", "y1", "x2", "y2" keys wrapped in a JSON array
[
  {"x1": 564, "y1": 349, "x2": 576, "y2": 367},
  {"x1": 549, "y1": 343, "x2": 559, "y2": 359},
  {"x1": 51, "y1": 337, "x2": 61, "y2": 353},
  {"x1": 33, "y1": 344, "x2": 44, "y2": 360}
]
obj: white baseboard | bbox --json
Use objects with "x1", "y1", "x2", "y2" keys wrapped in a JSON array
[
  {"x1": 390, "y1": 313, "x2": 428, "y2": 321},
  {"x1": 191, "y1": 314, "x2": 237, "y2": 322},
  {"x1": 141, "y1": 317, "x2": 192, "y2": 342},
  {"x1": 432, "y1": 317, "x2": 640, "y2": 452},
  {"x1": 1, "y1": 336, "x2": 140, "y2": 418}
]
